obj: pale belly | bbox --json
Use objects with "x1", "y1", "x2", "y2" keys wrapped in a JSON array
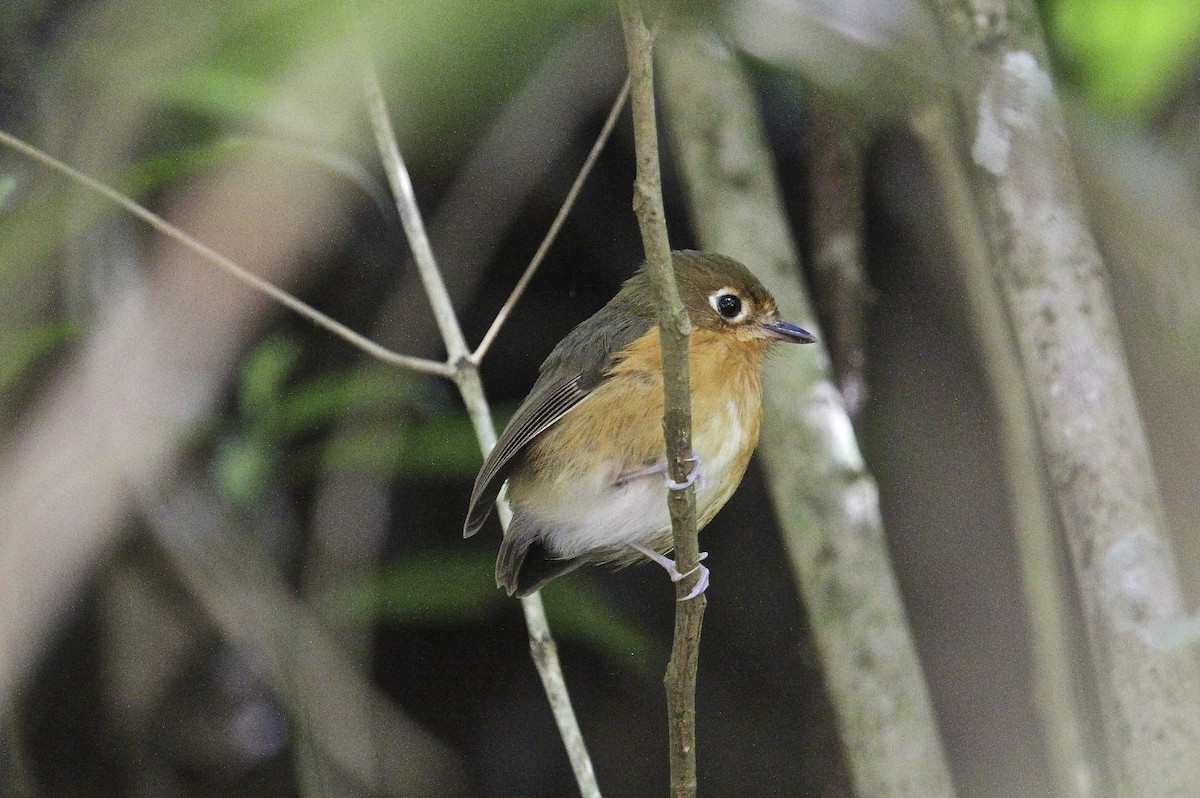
[{"x1": 517, "y1": 398, "x2": 756, "y2": 561}]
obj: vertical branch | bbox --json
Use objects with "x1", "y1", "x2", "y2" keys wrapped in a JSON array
[
  {"x1": 617, "y1": 3, "x2": 705, "y2": 797},
  {"x1": 911, "y1": 103, "x2": 1091, "y2": 798},
  {"x1": 659, "y1": 28, "x2": 957, "y2": 798},
  {"x1": 923, "y1": 1, "x2": 1200, "y2": 795},
  {"x1": 804, "y1": 95, "x2": 871, "y2": 415},
  {"x1": 359, "y1": 61, "x2": 601, "y2": 798}
]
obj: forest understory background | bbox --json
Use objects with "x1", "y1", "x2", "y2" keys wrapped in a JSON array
[{"x1": 3, "y1": 1, "x2": 1200, "y2": 796}]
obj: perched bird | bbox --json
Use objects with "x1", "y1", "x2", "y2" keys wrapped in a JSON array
[{"x1": 464, "y1": 250, "x2": 816, "y2": 598}]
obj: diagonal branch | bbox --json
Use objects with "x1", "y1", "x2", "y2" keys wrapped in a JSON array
[
  {"x1": 358, "y1": 60, "x2": 602, "y2": 798},
  {"x1": 471, "y1": 75, "x2": 632, "y2": 364},
  {"x1": 618, "y1": 4, "x2": 705, "y2": 798},
  {"x1": 0, "y1": 129, "x2": 456, "y2": 380}
]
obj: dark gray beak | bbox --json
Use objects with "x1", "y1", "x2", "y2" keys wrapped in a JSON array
[{"x1": 762, "y1": 319, "x2": 817, "y2": 344}]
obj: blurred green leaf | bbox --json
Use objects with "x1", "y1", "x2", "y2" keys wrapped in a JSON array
[
  {"x1": 322, "y1": 552, "x2": 500, "y2": 625},
  {"x1": 235, "y1": 335, "x2": 438, "y2": 440},
  {"x1": 237, "y1": 334, "x2": 301, "y2": 426},
  {"x1": 276, "y1": 368, "x2": 426, "y2": 437},
  {"x1": 213, "y1": 434, "x2": 273, "y2": 504},
  {"x1": 391, "y1": 418, "x2": 484, "y2": 476},
  {"x1": 540, "y1": 578, "x2": 663, "y2": 678},
  {"x1": 0, "y1": 174, "x2": 15, "y2": 207},
  {"x1": 154, "y1": 2, "x2": 338, "y2": 122},
  {"x1": 0, "y1": 323, "x2": 76, "y2": 392},
  {"x1": 159, "y1": 66, "x2": 277, "y2": 122},
  {"x1": 1051, "y1": 0, "x2": 1200, "y2": 117},
  {"x1": 320, "y1": 410, "x2": 506, "y2": 478},
  {"x1": 222, "y1": 333, "x2": 476, "y2": 494},
  {"x1": 122, "y1": 143, "x2": 230, "y2": 196},
  {"x1": 321, "y1": 553, "x2": 662, "y2": 676}
]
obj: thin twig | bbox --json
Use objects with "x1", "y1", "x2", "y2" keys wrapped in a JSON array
[
  {"x1": 0, "y1": 130, "x2": 456, "y2": 379},
  {"x1": 618, "y1": 4, "x2": 705, "y2": 798},
  {"x1": 358, "y1": 59, "x2": 602, "y2": 798},
  {"x1": 471, "y1": 75, "x2": 632, "y2": 364},
  {"x1": 359, "y1": 68, "x2": 470, "y2": 364},
  {"x1": 1, "y1": 33, "x2": 611, "y2": 798}
]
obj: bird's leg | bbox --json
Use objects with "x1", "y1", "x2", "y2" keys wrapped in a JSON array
[
  {"x1": 630, "y1": 544, "x2": 710, "y2": 601},
  {"x1": 618, "y1": 453, "x2": 705, "y2": 492}
]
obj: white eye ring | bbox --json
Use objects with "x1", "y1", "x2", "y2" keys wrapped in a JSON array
[{"x1": 708, "y1": 288, "x2": 748, "y2": 322}]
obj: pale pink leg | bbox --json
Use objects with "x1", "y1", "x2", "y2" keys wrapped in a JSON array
[
  {"x1": 619, "y1": 454, "x2": 705, "y2": 492},
  {"x1": 631, "y1": 544, "x2": 710, "y2": 601}
]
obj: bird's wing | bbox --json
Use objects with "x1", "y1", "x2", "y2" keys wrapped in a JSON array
[{"x1": 463, "y1": 301, "x2": 653, "y2": 538}]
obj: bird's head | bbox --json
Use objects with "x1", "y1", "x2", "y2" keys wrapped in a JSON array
[{"x1": 670, "y1": 251, "x2": 817, "y2": 347}]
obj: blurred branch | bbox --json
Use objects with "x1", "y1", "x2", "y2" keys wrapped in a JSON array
[
  {"x1": 1071, "y1": 113, "x2": 1200, "y2": 607},
  {"x1": 359, "y1": 58, "x2": 602, "y2": 798},
  {"x1": 149, "y1": 480, "x2": 466, "y2": 797},
  {"x1": 910, "y1": 102, "x2": 1091, "y2": 798},
  {"x1": 804, "y1": 96, "x2": 871, "y2": 415},
  {"x1": 0, "y1": 130, "x2": 455, "y2": 379},
  {"x1": 0, "y1": 145, "x2": 351, "y2": 716},
  {"x1": 924, "y1": 1, "x2": 1200, "y2": 795},
  {"x1": 619, "y1": 3, "x2": 706, "y2": 798},
  {"x1": 658, "y1": 27, "x2": 957, "y2": 798}
]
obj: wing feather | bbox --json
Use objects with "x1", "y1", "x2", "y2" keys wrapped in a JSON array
[
  {"x1": 462, "y1": 378, "x2": 588, "y2": 537},
  {"x1": 463, "y1": 290, "x2": 653, "y2": 538}
]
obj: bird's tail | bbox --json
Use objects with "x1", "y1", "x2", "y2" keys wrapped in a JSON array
[
  {"x1": 495, "y1": 523, "x2": 585, "y2": 597},
  {"x1": 496, "y1": 531, "x2": 533, "y2": 596}
]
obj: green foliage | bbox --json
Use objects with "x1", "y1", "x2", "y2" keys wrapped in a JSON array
[
  {"x1": 214, "y1": 332, "x2": 486, "y2": 504},
  {"x1": 320, "y1": 415, "x2": 489, "y2": 479},
  {"x1": 320, "y1": 552, "x2": 662, "y2": 676},
  {"x1": 1049, "y1": 0, "x2": 1200, "y2": 117},
  {"x1": 0, "y1": 322, "x2": 76, "y2": 395},
  {"x1": 0, "y1": 174, "x2": 15, "y2": 206}
]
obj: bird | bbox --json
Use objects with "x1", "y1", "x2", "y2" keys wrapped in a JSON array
[{"x1": 464, "y1": 250, "x2": 816, "y2": 599}]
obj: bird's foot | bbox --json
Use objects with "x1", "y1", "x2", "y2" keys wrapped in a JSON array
[
  {"x1": 621, "y1": 454, "x2": 705, "y2": 492},
  {"x1": 664, "y1": 453, "x2": 705, "y2": 492},
  {"x1": 631, "y1": 544, "x2": 710, "y2": 601}
]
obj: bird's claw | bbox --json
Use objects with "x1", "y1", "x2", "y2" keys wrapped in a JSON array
[
  {"x1": 631, "y1": 544, "x2": 710, "y2": 601},
  {"x1": 677, "y1": 563, "x2": 709, "y2": 601},
  {"x1": 664, "y1": 454, "x2": 705, "y2": 492}
]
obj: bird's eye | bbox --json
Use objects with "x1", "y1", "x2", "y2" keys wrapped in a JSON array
[{"x1": 713, "y1": 292, "x2": 743, "y2": 320}]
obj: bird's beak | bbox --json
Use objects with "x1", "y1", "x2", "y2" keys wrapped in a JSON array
[{"x1": 761, "y1": 319, "x2": 817, "y2": 344}]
